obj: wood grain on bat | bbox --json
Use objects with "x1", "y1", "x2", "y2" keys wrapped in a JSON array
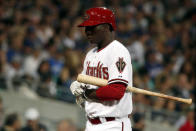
[{"x1": 77, "y1": 74, "x2": 192, "y2": 104}]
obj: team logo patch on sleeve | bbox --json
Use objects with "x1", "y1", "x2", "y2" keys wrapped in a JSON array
[{"x1": 116, "y1": 57, "x2": 126, "y2": 73}]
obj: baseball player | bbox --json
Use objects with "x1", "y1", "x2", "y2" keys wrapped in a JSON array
[{"x1": 70, "y1": 7, "x2": 133, "y2": 131}]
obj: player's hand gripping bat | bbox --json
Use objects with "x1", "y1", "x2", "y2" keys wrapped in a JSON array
[{"x1": 77, "y1": 74, "x2": 192, "y2": 104}]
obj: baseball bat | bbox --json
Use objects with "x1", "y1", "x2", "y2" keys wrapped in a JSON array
[{"x1": 77, "y1": 74, "x2": 192, "y2": 104}]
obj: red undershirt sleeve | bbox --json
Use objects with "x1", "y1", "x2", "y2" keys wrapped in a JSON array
[{"x1": 95, "y1": 82, "x2": 127, "y2": 101}]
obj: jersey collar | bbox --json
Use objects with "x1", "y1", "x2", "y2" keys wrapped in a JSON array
[{"x1": 97, "y1": 40, "x2": 116, "y2": 52}]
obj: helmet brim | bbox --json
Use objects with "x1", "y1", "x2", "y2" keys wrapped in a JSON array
[{"x1": 78, "y1": 20, "x2": 103, "y2": 27}]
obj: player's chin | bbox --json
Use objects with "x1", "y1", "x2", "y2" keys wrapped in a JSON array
[{"x1": 88, "y1": 39, "x2": 96, "y2": 44}]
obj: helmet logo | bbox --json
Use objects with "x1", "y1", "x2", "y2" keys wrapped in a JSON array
[{"x1": 84, "y1": 14, "x2": 90, "y2": 20}]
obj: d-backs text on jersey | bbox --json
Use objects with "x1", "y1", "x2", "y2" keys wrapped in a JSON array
[{"x1": 86, "y1": 61, "x2": 109, "y2": 79}]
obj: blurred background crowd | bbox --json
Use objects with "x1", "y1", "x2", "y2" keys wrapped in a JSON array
[{"x1": 0, "y1": 0, "x2": 195, "y2": 131}]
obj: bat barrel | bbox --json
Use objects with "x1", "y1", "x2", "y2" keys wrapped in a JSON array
[{"x1": 127, "y1": 86, "x2": 192, "y2": 104}]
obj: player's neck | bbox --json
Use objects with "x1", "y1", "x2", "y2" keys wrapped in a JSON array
[{"x1": 98, "y1": 34, "x2": 114, "y2": 50}]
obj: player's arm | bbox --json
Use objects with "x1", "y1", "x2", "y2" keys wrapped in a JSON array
[{"x1": 84, "y1": 82, "x2": 127, "y2": 101}]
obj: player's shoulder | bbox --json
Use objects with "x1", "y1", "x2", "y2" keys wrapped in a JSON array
[
  {"x1": 110, "y1": 40, "x2": 130, "y2": 54},
  {"x1": 86, "y1": 47, "x2": 97, "y2": 56}
]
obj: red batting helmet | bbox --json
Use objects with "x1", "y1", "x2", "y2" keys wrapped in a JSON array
[{"x1": 78, "y1": 7, "x2": 117, "y2": 30}]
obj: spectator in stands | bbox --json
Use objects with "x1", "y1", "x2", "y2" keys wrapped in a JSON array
[
  {"x1": 23, "y1": 45, "x2": 43, "y2": 79},
  {"x1": 145, "y1": 50, "x2": 163, "y2": 79},
  {"x1": 57, "y1": 119, "x2": 77, "y2": 131},
  {"x1": 138, "y1": 67, "x2": 154, "y2": 90},
  {"x1": 176, "y1": 74, "x2": 192, "y2": 99},
  {"x1": 56, "y1": 67, "x2": 75, "y2": 103},
  {"x1": 23, "y1": 26, "x2": 42, "y2": 52},
  {"x1": 36, "y1": 20, "x2": 54, "y2": 45},
  {"x1": 179, "y1": 108, "x2": 194, "y2": 131},
  {"x1": 127, "y1": 31, "x2": 149, "y2": 68},
  {"x1": 155, "y1": 75, "x2": 172, "y2": 94},
  {"x1": 21, "y1": 108, "x2": 47, "y2": 131},
  {"x1": 0, "y1": 50, "x2": 8, "y2": 89},
  {"x1": 48, "y1": 49, "x2": 64, "y2": 79},
  {"x1": 132, "y1": 113, "x2": 145, "y2": 131},
  {"x1": 36, "y1": 60, "x2": 56, "y2": 98},
  {"x1": 6, "y1": 55, "x2": 24, "y2": 90},
  {"x1": 151, "y1": 98, "x2": 166, "y2": 122},
  {"x1": 0, "y1": 96, "x2": 4, "y2": 127},
  {"x1": 0, "y1": 28, "x2": 7, "y2": 51},
  {"x1": 165, "y1": 101, "x2": 179, "y2": 125},
  {"x1": 6, "y1": 32, "x2": 23, "y2": 63},
  {"x1": 37, "y1": 60, "x2": 52, "y2": 82},
  {"x1": 0, "y1": 113, "x2": 21, "y2": 131}
]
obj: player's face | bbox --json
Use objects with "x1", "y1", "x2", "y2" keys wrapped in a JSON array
[{"x1": 85, "y1": 25, "x2": 106, "y2": 44}]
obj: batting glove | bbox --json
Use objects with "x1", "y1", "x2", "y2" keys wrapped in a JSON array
[
  {"x1": 70, "y1": 81, "x2": 85, "y2": 96},
  {"x1": 76, "y1": 95, "x2": 85, "y2": 108}
]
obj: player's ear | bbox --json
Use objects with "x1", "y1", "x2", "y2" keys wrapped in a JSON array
[
  {"x1": 102, "y1": 24, "x2": 111, "y2": 32},
  {"x1": 108, "y1": 24, "x2": 113, "y2": 32}
]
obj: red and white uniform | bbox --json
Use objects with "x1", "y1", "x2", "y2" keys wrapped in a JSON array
[{"x1": 82, "y1": 40, "x2": 133, "y2": 131}]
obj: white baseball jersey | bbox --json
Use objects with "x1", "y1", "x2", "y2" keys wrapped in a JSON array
[{"x1": 82, "y1": 40, "x2": 133, "y2": 118}]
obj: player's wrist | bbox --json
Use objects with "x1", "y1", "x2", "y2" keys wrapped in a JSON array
[
  {"x1": 83, "y1": 89, "x2": 97, "y2": 100},
  {"x1": 76, "y1": 95, "x2": 85, "y2": 108}
]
